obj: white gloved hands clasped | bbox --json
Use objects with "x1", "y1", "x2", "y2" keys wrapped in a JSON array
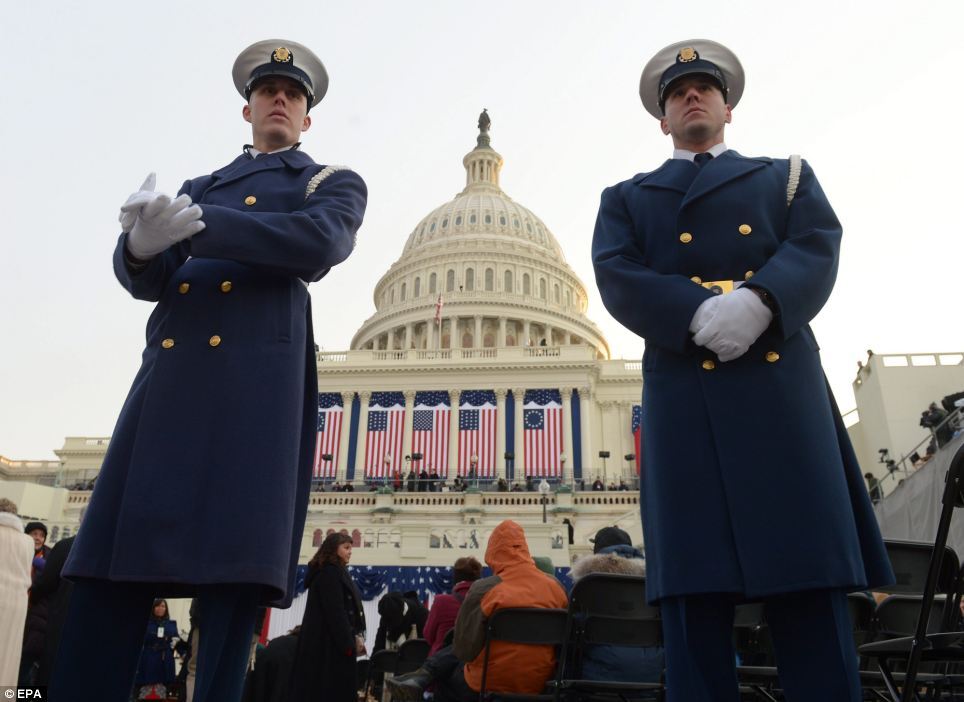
[
  {"x1": 119, "y1": 173, "x2": 205, "y2": 260},
  {"x1": 690, "y1": 287, "x2": 773, "y2": 362}
]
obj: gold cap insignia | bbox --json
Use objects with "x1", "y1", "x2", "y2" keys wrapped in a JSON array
[
  {"x1": 272, "y1": 47, "x2": 292, "y2": 63},
  {"x1": 678, "y1": 47, "x2": 698, "y2": 63}
]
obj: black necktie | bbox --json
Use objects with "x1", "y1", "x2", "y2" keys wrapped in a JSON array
[{"x1": 694, "y1": 152, "x2": 714, "y2": 168}]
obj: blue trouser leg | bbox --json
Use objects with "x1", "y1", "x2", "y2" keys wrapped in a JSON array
[
  {"x1": 192, "y1": 584, "x2": 260, "y2": 702},
  {"x1": 48, "y1": 579, "x2": 153, "y2": 702},
  {"x1": 660, "y1": 594, "x2": 741, "y2": 702},
  {"x1": 764, "y1": 589, "x2": 862, "y2": 702}
]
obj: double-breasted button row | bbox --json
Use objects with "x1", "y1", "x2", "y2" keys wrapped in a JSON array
[
  {"x1": 680, "y1": 224, "x2": 752, "y2": 245},
  {"x1": 244, "y1": 195, "x2": 257, "y2": 206},
  {"x1": 161, "y1": 335, "x2": 224, "y2": 349},
  {"x1": 701, "y1": 351, "x2": 781, "y2": 370},
  {"x1": 175, "y1": 281, "x2": 234, "y2": 294}
]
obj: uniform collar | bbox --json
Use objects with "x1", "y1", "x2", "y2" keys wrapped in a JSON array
[
  {"x1": 672, "y1": 141, "x2": 728, "y2": 162},
  {"x1": 243, "y1": 142, "x2": 301, "y2": 159}
]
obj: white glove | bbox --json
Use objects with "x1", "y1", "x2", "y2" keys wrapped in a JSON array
[
  {"x1": 692, "y1": 287, "x2": 773, "y2": 362},
  {"x1": 688, "y1": 294, "x2": 721, "y2": 334},
  {"x1": 118, "y1": 173, "x2": 161, "y2": 233},
  {"x1": 126, "y1": 193, "x2": 206, "y2": 260}
]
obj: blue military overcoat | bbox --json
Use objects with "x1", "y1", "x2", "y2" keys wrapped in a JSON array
[
  {"x1": 592, "y1": 150, "x2": 893, "y2": 603},
  {"x1": 64, "y1": 149, "x2": 367, "y2": 606}
]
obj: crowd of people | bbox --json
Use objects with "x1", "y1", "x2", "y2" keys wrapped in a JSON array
[{"x1": 310, "y1": 474, "x2": 637, "y2": 494}]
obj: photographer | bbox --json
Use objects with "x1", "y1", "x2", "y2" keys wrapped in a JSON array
[{"x1": 921, "y1": 402, "x2": 952, "y2": 448}]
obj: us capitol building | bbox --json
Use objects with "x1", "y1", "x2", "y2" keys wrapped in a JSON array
[{"x1": 1, "y1": 113, "x2": 643, "y2": 573}]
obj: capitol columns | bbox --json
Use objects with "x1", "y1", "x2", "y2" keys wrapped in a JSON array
[
  {"x1": 498, "y1": 317, "x2": 507, "y2": 347},
  {"x1": 402, "y1": 390, "x2": 416, "y2": 467},
  {"x1": 448, "y1": 389, "x2": 461, "y2": 478},
  {"x1": 451, "y1": 315, "x2": 461, "y2": 349},
  {"x1": 355, "y1": 391, "x2": 372, "y2": 478},
  {"x1": 523, "y1": 321, "x2": 531, "y2": 347},
  {"x1": 560, "y1": 387, "x2": 574, "y2": 485},
  {"x1": 337, "y1": 391, "x2": 354, "y2": 482},
  {"x1": 474, "y1": 316, "x2": 482, "y2": 348},
  {"x1": 579, "y1": 386, "x2": 593, "y2": 480},
  {"x1": 513, "y1": 387, "x2": 525, "y2": 479},
  {"x1": 495, "y1": 388, "x2": 507, "y2": 480}
]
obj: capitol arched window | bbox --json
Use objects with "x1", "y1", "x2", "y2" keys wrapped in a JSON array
[
  {"x1": 554, "y1": 283, "x2": 560, "y2": 302},
  {"x1": 504, "y1": 270, "x2": 513, "y2": 292},
  {"x1": 539, "y1": 279, "x2": 547, "y2": 300},
  {"x1": 465, "y1": 268, "x2": 475, "y2": 291},
  {"x1": 526, "y1": 222, "x2": 532, "y2": 233},
  {"x1": 442, "y1": 218, "x2": 448, "y2": 228},
  {"x1": 390, "y1": 288, "x2": 395, "y2": 304},
  {"x1": 456, "y1": 215, "x2": 462, "y2": 225},
  {"x1": 447, "y1": 270, "x2": 455, "y2": 292},
  {"x1": 523, "y1": 273, "x2": 531, "y2": 295},
  {"x1": 429, "y1": 272, "x2": 437, "y2": 294},
  {"x1": 400, "y1": 282, "x2": 407, "y2": 301},
  {"x1": 513, "y1": 218, "x2": 520, "y2": 228},
  {"x1": 430, "y1": 221, "x2": 436, "y2": 232},
  {"x1": 565, "y1": 289, "x2": 571, "y2": 307},
  {"x1": 470, "y1": 214, "x2": 477, "y2": 224},
  {"x1": 414, "y1": 277, "x2": 421, "y2": 297},
  {"x1": 485, "y1": 268, "x2": 494, "y2": 291},
  {"x1": 484, "y1": 214, "x2": 492, "y2": 224},
  {"x1": 499, "y1": 216, "x2": 506, "y2": 226}
]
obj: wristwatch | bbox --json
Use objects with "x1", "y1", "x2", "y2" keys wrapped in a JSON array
[{"x1": 748, "y1": 286, "x2": 778, "y2": 314}]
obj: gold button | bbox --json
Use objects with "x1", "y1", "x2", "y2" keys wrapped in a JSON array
[
  {"x1": 209, "y1": 335, "x2": 222, "y2": 348},
  {"x1": 220, "y1": 281, "x2": 233, "y2": 293},
  {"x1": 178, "y1": 282, "x2": 190, "y2": 294},
  {"x1": 244, "y1": 196, "x2": 257, "y2": 206},
  {"x1": 690, "y1": 276, "x2": 702, "y2": 284},
  {"x1": 739, "y1": 224, "x2": 752, "y2": 236},
  {"x1": 679, "y1": 232, "x2": 693, "y2": 244},
  {"x1": 161, "y1": 338, "x2": 175, "y2": 349},
  {"x1": 744, "y1": 271, "x2": 754, "y2": 280},
  {"x1": 766, "y1": 351, "x2": 780, "y2": 363},
  {"x1": 702, "y1": 359, "x2": 716, "y2": 371}
]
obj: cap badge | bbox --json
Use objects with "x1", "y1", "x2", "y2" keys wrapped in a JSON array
[
  {"x1": 678, "y1": 47, "x2": 698, "y2": 63},
  {"x1": 272, "y1": 47, "x2": 292, "y2": 63}
]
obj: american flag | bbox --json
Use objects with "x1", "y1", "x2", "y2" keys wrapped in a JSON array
[
  {"x1": 458, "y1": 390, "x2": 497, "y2": 477},
  {"x1": 365, "y1": 392, "x2": 405, "y2": 478},
  {"x1": 632, "y1": 404, "x2": 643, "y2": 475},
  {"x1": 314, "y1": 393, "x2": 343, "y2": 478},
  {"x1": 412, "y1": 391, "x2": 450, "y2": 476},
  {"x1": 434, "y1": 294, "x2": 444, "y2": 325},
  {"x1": 524, "y1": 389, "x2": 563, "y2": 477}
]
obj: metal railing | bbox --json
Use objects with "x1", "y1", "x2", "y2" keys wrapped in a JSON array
[{"x1": 873, "y1": 406, "x2": 964, "y2": 500}]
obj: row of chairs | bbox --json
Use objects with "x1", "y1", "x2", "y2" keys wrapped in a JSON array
[{"x1": 474, "y1": 543, "x2": 964, "y2": 701}]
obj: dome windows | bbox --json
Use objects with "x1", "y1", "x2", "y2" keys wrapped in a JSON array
[
  {"x1": 484, "y1": 214, "x2": 492, "y2": 224},
  {"x1": 539, "y1": 278, "x2": 547, "y2": 300},
  {"x1": 513, "y1": 218, "x2": 520, "y2": 228},
  {"x1": 526, "y1": 222, "x2": 532, "y2": 233},
  {"x1": 446, "y1": 269, "x2": 455, "y2": 292},
  {"x1": 523, "y1": 273, "x2": 531, "y2": 295},
  {"x1": 484, "y1": 268, "x2": 494, "y2": 291},
  {"x1": 465, "y1": 268, "x2": 475, "y2": 291},
  {"x1": 430, "y1": 221, "x2": 436, "y2": 232},
  {"x1": 414, "y1": 277, "x2": 421, "y2": 297},
  {"x1": 504, "y1": 270, "x2": 513, "y2": 292},
  {"x1": 429, "y1": 273, "x2": 437, "y2": 294},
  {"x1": 499, "y1": 216, "x2": 506, "y2": 226},
  {"x1": 455, "y1": 215, "x2": 463, "y2": 225},
  {"x1": 470, "y1": 214, "x2": 477, "y2": 224},
  {"x1": 400, "y1": 282, "x2": 407, "y2": 301}
]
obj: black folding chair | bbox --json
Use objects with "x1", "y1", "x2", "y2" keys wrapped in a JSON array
[
  {"x1": 553, "y1": 573, "x2": 663, "y2": 701},
  {"x1": 858, "y1": 443, "x2": 964, "y2": 702},
  {"x1": 478, "y1": 607, "x2": 569, "y2": 701},
  {"x1": 365, "y1": 649, "x2": 397, "y2": 700},
  {"x1": 395, "y1": 637, "x2": 430, "y2": 674}
]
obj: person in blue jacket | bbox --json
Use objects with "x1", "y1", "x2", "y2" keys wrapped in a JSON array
[
  {"x1": 54, "y1": 39, "x2": 367, "y2": 702},
  {"x1": 591, "y1": 39, "x2": 893, "y2": 702},
  {"x1": 134, "y1": 599, "x2": 179, "y2": 699}
]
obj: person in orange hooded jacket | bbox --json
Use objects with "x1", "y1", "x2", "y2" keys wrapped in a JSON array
[{"x1": 388, "y1": 520, "x2": 568, "y2": 701}]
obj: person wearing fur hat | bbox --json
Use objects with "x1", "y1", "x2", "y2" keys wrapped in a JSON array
[
  {"x1": 0, "y1": 499, "x2": 33, "y2": 686},
  {"x1": 571, "y1": 527, "x2": 663, "y2": 687},
  {"x1": 20, "y1": 520, "x2": 50, "y2": 685}
]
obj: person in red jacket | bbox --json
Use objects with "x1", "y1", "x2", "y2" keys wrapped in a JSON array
[{"x1": 424, "y1": 557, "x2": 482, "y2": 656}]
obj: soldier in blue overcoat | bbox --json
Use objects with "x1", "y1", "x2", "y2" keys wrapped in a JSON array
[
  {"x1": 53, "y1": 40, "x2": 366, "y2": 701},
  {"x1": 592, "y1": 39, "x2": 893, "y2": 701}
]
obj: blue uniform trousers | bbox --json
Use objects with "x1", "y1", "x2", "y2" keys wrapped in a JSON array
[
  {"x1": 49, "y1": 580, "x2": 259, "y2": 702},
  {"x1": 661, "y1": 589, "x2": 861, "y2": 702}
]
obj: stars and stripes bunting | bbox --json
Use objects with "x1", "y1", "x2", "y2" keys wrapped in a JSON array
[
  {"x1": 524, "y1": 389, "x2": 563, "y2": 477},
  {"x1": 412, "y1": 391, "x2": 451, "y2": 476},
  {"x1": 314, "y1": 393, "x2": 343, "y2": 478},
  {"x1": 458, "y1": 390, "x2": 497, "y2": 477},
  {"x1": 365, "y1": 392, "x2": 405, "y2": 478},
  {"x1": 632, "y1": 404, "x2": 642, "y2": 475}
]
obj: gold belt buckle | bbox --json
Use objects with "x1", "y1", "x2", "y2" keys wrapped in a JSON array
[{"x1": 702, "y1": 279, "x2": 741, "y2": 295}]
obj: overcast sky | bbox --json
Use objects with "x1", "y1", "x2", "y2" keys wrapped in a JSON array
[{"x1": 1, "y1": 1, "x2": 961, "y2": 459}]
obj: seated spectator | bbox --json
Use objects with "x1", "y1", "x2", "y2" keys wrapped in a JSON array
[
  {"x1": 573, "y1": 526, "x2": 664, "y2": 685},
  {"x1": 592, "y1": 478, "x2": 604, "y2": 491},
  {"x1": 241, "y1": 626, "x2": 300, "y2": 702},
  {"x1": 387, "y1": 520, "x2": 568, "y2": 701},
  {"x1": 373, "y1": 591, "x2": 428, "y2": 652},
  {"x1": 510, "y1": 483, "x2": 523, "y2": 492},
  {"x1": 424, "y1": 557, "x2": 483, "y2": 656}
]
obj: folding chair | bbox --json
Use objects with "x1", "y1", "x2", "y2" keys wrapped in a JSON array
[
  {"x1": 858, "y1": 442, "x2": 964, "y2": 702},
  {"x1": 552, "y1": 573, "x2": 663, "y2": 701},
  {"x1": 364, "y1": 649, "x2": 397, "y2": 701},
  {"x1": 478, "y1": 607, "x2": 569, "y2": 701},
  {"x1": 395, "y1": 638, "x2": 430, "y2": 674}
]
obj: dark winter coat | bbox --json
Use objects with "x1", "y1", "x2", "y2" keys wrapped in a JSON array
[
  {"x1": 31, "y1": 536, "x2": 75, "y2": 684},
  {"x1": 22, "y1": 543, "x2": 51, "y2": 658},
  {"x1": 373, "y1": 591, "x2": 428, "y2": 652},
  {"x1": 134, "y1": 618, "x2": 179, "y2": 685},
  {"x1": 289, "y1": 563, "x2": 366, "y2": 702},
  {"x1": 241, "y1": 632, "x2": 298, "y2": 702},
  {"x1": 63, "y1": 150, "x2": 367, "y2": 607},
  {"x1": 570, "y1": 546, "x2": 663, "y2": 684},
  {"x1": 592, "y1": 150, "x2": 894, "y2": 602}
]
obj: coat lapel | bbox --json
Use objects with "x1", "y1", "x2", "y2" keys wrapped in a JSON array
[
  {"x1": 206, "y1": 149, "x2": 314, "y2": 192},
  {"x1": 634, "y1": 159, "x2": 698, "y2": 195},
  {"x1": 680, "y1": 150, "x2": 768, "y2": 209}
]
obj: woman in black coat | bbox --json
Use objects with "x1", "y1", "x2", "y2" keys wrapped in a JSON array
[{"x1": 289, "y1": 532, "x2": 366, "y2": 701}]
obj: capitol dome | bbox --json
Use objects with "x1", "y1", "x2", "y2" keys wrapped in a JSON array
[{"x1": 351, "y1": 112, "x2": 609, "y2": 358}]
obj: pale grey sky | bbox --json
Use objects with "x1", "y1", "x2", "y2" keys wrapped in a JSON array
[{"x1": 1, "y1": 1, "x2": 961, "y2": 459}]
